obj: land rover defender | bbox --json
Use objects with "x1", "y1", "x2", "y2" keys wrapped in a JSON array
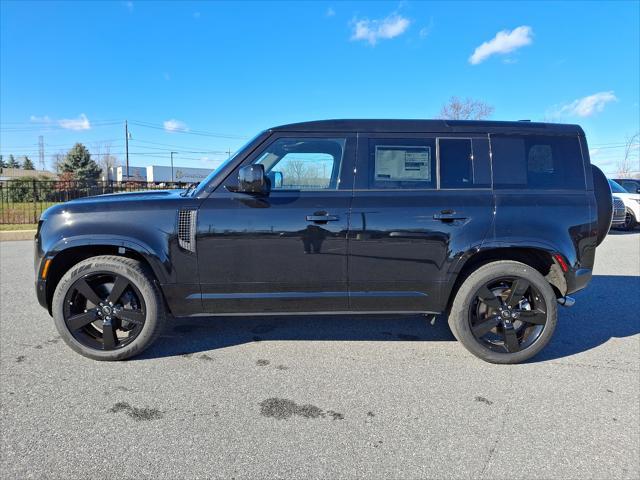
[{"x1": 34, "y1": 120, "x2": 613, "y2": 363}]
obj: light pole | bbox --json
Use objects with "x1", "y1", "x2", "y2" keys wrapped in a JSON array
[{"x1": 170, "y1": 151, "x2": 178, "y2": 183}]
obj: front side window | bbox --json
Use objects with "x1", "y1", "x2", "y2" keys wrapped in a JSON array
[
  {"x1": 255, "y1": 138, "x2": 345, "y2": 190},
  {"x1": 491, "y1": 134, "x2": 585, "y2": 190}
]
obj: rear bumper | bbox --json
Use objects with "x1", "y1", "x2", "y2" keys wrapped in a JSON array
[{"x1": 566, "y1": 268, "x2": 593, "y2": 295}]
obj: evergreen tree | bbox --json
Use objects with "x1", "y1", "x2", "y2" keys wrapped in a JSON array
[
  {"x1": 7, "y1": 154, "x2": 20, "y2": 168},
  {"x1": 59, "y1": 143, "x2": 101, "y2": 181},
  {"x1": 22, "y1": 156, "x2": 35, "y2": 170},
  {"x1": 0, "y1": 155, "x2": 6, "y2": 168}
]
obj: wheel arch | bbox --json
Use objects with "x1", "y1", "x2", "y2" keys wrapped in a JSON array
[
  {"x1": 444, "y1": 246, "x2": 567, "y2": 312},
  {"x1": 44, "y1": 240, "x2": 166, "y2": 314}
]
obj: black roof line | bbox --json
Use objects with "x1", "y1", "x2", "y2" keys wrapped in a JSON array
[{"x1": 270, "y1": 119, "x2": 584, "y2": 135}]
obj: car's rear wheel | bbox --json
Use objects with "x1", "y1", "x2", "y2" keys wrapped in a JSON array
[
  {"x1": 448, "y1": 260, "x2": 557, "y2": 364},
  {"x1": 52, "y1": 255, "x2": 165, "y2": 361}
]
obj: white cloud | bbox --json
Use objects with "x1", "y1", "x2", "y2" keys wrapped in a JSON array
[
  {"x1": 418, "y1": 17, "x2": 434, "y2": 40},
  {"x1": 30, "y1": 115, "x2": 52, "y2": 124},
  {"x1": 326, "y1": 7, "x2": 335, "y2": 17},
  {"x1": 163, "y1": 119, "x2": 189, "y2": 133},
  {"x1": 469, "y1": 26, "x2": 533, "y2": 65},
  {"x1": 58, "y1": 113, "x2": 91, "y2": 131},
  {"x1": 552, "y1": 91, "x2": 618, "y2": 118},
  {"x1": 351, "y1": 13, "x2": 410, "y2": 46}
]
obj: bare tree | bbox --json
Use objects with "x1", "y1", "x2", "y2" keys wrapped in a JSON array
[
  {"x1": 283, "y1": 159, "x2": 308, "y2": 186},
  {"x1": 51, "y1": 151, "x2": 66, "y2": 173},
  {"x1": 92, "y1": 142, "x2": 120, "y2": 179},
  {"x1": 616, "y1": 132, "x2": 640, "y2": 178},
  {"x1": 439, "y1": 96, "x2": 494, "y2": 120}
]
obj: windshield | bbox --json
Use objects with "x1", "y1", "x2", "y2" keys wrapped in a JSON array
[
  {"x1": 608, "y1": 179, "x2": 627, "y2": 194},
  {"x1": 191, "y1": 133, "x2": 262, "y2": 197}
]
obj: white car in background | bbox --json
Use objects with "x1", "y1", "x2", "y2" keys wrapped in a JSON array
[{"x1": 608, "y1": 179, "x2": 640, "y2": 230}]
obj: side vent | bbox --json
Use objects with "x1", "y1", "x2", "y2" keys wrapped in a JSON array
[{"x1": 177, "y1": 209, "x2": 197, "y2": 253}]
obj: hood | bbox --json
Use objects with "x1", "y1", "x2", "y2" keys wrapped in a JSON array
[
  {"x1": 65, "y1": 189, "x2": 185, "y2": 204},
  {"x1": 39, "y1": 188, "x2": 187, "y2": 221}
]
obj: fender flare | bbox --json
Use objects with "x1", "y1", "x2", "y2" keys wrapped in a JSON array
[
  {"x1": 48, "y1": 234, "x2": 172, "y2": 285},
  {"x1": 447, "y1": 240, "x2": 569, "y2": 300}
]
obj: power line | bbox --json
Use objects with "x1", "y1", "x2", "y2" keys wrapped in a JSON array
[{"x1": 129, "y1": 120, "x2": 249, "y2": 139}]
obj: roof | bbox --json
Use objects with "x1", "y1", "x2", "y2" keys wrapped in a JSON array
[{"x1": 270, "y1": 119, "x2": 584, "y2": 135}]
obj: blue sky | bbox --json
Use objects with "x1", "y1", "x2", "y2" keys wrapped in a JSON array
[{"x1": 1, "y1": 0, "x2": 638, "y2": 174}]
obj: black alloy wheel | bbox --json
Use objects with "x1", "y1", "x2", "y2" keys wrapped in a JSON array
[
  {"x1": 63, "y1": 271, "x2": 147, "y2": 351},
  {"x1": 623, "y1": 211, "x2": 637, "y2": 230},
  {"x1": 469, "y1": 277, "x2": 547, "y2": 354}
]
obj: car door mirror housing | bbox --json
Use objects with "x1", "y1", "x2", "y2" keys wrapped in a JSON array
[{"x1": 236, "y1": 164, "x2": 270, "y2": 195}]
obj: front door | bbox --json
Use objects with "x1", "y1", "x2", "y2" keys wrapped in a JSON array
[
  {"x1": 196, "y1": 134, "x2": 356, "y2": 313},
  {"x1": 348, "y1": 133, "x2": 495, "y2": 312}
]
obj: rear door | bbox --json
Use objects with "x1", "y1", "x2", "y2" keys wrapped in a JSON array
[{"x1": 348, "y1": 133, "x2": 495, "y2": 312}]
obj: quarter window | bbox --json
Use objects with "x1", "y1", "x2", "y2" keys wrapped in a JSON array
[{"x1": 491, "y1": 135, "x2": 585, "y2": 190}]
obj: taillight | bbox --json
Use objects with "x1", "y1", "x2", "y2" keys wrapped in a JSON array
[{"x1": 553, "y1": 253, "x2": 569, "y2": 272}]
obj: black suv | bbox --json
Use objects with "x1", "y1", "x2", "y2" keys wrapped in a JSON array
[{"x1": 34, "y1": 120, "x2": 613, "y2": 363}]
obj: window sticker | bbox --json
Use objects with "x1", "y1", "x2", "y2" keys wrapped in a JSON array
[{"x1": 375, "y1": 146, "x2": 431, "y2": 181}]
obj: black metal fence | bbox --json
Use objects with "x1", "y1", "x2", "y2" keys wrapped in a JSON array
[{"x1": 0, "y1": 179, "x2": 187, "y2": 225}]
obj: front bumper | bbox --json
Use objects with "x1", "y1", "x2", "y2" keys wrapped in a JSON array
[{"x1": 35, "y1": 276, "x2": 48, "y2": 310}]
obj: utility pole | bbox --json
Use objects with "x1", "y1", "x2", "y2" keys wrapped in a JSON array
[
  {"x1": 125, "y1": 120, "x2": 130, "y2": 181},
  {"x1": 227, "y1": 148, "x2": 231, "y2": 158},
  {"x1": 38, "y1": 135, "x2": 45, "y2": 171},
  {"x1": 170, "y1": 151, "x2": 177, "y2": 183}
]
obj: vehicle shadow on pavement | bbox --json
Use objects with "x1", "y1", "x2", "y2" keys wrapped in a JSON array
[
  {"x1": 535, "y1": 274, "x2": 640, "y2": 362},
  {"x1": 138, "y1": 275, "x2": 639, "y2": 362},
  {"x1": 139, "y1": 313, "x2": 456, "y2": 360}
]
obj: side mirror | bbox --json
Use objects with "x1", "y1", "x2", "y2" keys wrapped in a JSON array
[
  {"x1": 636, "y1": 187, "x2": 640, "y2": 194},
  {"x1": 237, "y1": 164, "x2": 270, "y2": 195}
]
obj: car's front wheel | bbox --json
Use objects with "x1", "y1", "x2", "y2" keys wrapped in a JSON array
[
  {"x1": 448, "y1": 260, "x2": 557, "y2": 364},
  {"x1": 623, "y1": 210, "x2": 638, "y2": 230},
  {"x1": 52, "y1": 255, "x2": 165, "y2": 361}
]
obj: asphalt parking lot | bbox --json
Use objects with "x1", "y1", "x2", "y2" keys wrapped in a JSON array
[{"x1": 1, "y1": 232, "x2": 639, "y2": 479}]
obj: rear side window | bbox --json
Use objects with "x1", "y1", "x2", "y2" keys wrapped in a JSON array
[
  {"x1": 491, "y1": 134, "x2": 585, "y2": 190},
  {"x1": 369, "y1": 138, "x2": 436, "y2": 189},
  {"x1": 439, "y1": 138, "x2": 491, "y2": 188}
]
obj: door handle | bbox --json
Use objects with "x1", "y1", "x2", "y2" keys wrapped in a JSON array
[
  {"x1": 433, "y1": 210, "x2": 467, "y2": 221},
  {"x1": 306, "y1": 214, "x2": 339, "y2": 223}
]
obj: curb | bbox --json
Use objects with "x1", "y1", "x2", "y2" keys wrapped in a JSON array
[{"x1": 0, "y1": 230, "x2": 36, "y2": 241}]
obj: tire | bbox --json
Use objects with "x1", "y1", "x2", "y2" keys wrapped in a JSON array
[
  {"x1": 623, "y1": 210, "x2": 638, "y2": 231},
  {"x1": 52, "y1": 255, "x2": 166, "y2": 361},
  {"x1": 592, "y1": 165, "x2": 613, "y2": 245},
  {"x1": 448, "y1": 260, "x2": 557, "y2": 364}
]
